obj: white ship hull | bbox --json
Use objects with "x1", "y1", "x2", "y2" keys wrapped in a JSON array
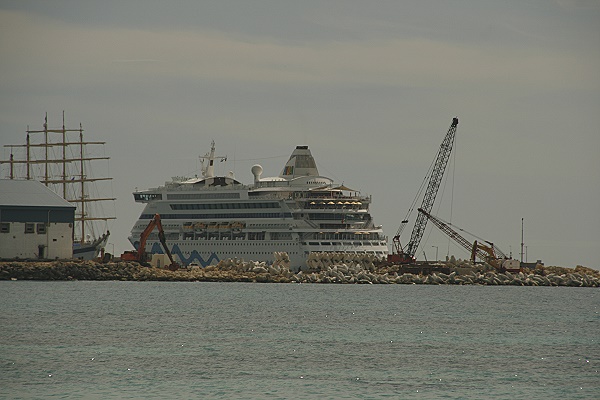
[
  {"x1": 129, "y1": 143, "x2": 388, "y2": 271},
  {"x1": 144, "y1": 236, "x2": 388, "y2": 270},
  {"x1": 73, "y1": 231, "x2": 110, "y2": 260}
]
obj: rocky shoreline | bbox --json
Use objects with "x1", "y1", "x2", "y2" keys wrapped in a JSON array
[{"x1": 1, "y1": 258, "x2": 599, "y2": 287}]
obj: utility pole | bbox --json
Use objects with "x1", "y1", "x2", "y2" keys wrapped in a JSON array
[
  {"x1": 432, "y1": 245, "x2": 438, "y2": 261},
  {"x1": 520, "y1": 218, "x2": 524, "y2": 264}
]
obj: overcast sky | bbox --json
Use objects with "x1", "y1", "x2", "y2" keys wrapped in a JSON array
[{"x1": 1, "y1": 1, "x2": 599, "y2": 268}]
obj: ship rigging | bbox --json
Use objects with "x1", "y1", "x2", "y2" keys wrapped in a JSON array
[{"x1": 0, "y1": 112, "x2": 115, "y2": 259}]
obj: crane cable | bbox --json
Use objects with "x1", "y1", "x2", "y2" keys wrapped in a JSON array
[
  {"x1": 395, "y1": 149, "x2": 438, "y2": 237},
  {"x1": 420, "y1": 132, "x2": 457, "y2": 258},
  {"x1": 446, "y1": 131, "x2": 457, "y2": 258}
]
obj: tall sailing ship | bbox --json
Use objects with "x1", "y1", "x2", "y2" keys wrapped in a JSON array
[
  {"x1": 0, "y1": 113, "x2": 115, "y2": 259},
  {"x1": 130, "y1": 141, "x2": 388, "y2": 271}
]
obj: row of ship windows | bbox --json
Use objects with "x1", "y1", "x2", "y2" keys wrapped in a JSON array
[
  {"x1": 171, "y1": 202, "x2": 279, "y2": 210},
  {"x1": 304, "y1": 241, "x2": 387, "y2": 247},
  {"x1": 135, "y1": 193, "x2": 246, "y2": 202},
  {"x1": 138, "y1": 223, "x2": 287, "y2": 230},
  {"x1": 308, "y1": 213, "x2": 367, "y2": 221},
  {"x1": 167, "y1": 193, "x2": 240, "y2": 200},
  {"x1": 165, "y1": 242, "x2": 296, "y2": 247},
  {"x1": 181, "y1": 235, "x2": 294, "y2": 241},
  {"x1": 140, "y1": 213, "x2": 293, "y2": 220},
  {"x1": 156, "y1": 241, "x2": 384, "y2": 248},
  {"x1": 179, "y1": 252, "x2": 299, "y2": 256},
  {"x1": 134, "y1": 193, "x2": 162, "y2": 201},
  {"x1": 303, "y1": 250, "x2": 387, "y2": 255}
]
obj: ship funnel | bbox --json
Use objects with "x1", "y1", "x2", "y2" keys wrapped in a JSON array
[{"x1": 279, "y1": 145, "x2": 319, "y2": 178}]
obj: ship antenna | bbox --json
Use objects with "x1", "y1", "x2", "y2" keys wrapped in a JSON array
[{"x1": 199, "y1": 140, "x2": 226, "y2": 179}]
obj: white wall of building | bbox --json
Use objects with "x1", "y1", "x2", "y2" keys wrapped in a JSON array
[{"x1": 0, "y1": 222, "x2": 73, "y2": 259}]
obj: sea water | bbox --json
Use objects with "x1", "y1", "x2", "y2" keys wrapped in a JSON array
[{"x1": 0, "y1": 281, "x2": 598, "y2": 399}]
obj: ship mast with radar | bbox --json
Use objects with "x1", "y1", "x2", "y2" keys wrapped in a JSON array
[{"x1": 199, "y1": 140, "x2": 227, "y2": 178}]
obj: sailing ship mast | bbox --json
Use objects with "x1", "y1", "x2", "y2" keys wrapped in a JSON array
[{"x1": 1, "y1": 112, "x2": 115, "y2": 244}]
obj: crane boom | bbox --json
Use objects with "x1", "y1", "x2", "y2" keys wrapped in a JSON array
[
  {"x1": 417, "y1": 208, "x2": 480, "y2": 259},
  {"x1": 417, "y1": 208, "x2": 511, "y2": 270},
  {"x1": 389, "y1": 117, "x2": 458, "y2": 263}
]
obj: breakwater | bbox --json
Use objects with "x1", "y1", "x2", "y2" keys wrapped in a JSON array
[{"x1": 1, "y1": 257, "x2": 598, "y2": 287}]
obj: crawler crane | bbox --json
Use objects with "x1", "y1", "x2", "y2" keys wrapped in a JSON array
[{"x1": 388, "y1": 117, "x2": 458, "y2": 264}]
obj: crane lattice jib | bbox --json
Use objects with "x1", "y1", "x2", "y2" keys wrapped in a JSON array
[
  {"x1": 405, "y1": 118, "x2": 458, "y2": 258},
  {"x1": 417, "y1": 208, "x2": 492, "y2": 264}
]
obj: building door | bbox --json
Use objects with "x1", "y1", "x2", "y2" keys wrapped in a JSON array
[{"x1": 38, "y1": 245, "x2": 45, "y2": 259}]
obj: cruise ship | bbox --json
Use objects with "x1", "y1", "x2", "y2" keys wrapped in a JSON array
[{"x1": 129, "y1": 142, "x2": 388, "y2": 271}]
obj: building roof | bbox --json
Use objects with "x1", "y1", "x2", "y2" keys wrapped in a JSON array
[{"x1": 0, "y1": 179, "x2": 75, "y2": 208}]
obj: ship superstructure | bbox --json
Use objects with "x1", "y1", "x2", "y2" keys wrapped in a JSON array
[{"x1": 129, "y1": 142, "x2": 388, "y2": 271}]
